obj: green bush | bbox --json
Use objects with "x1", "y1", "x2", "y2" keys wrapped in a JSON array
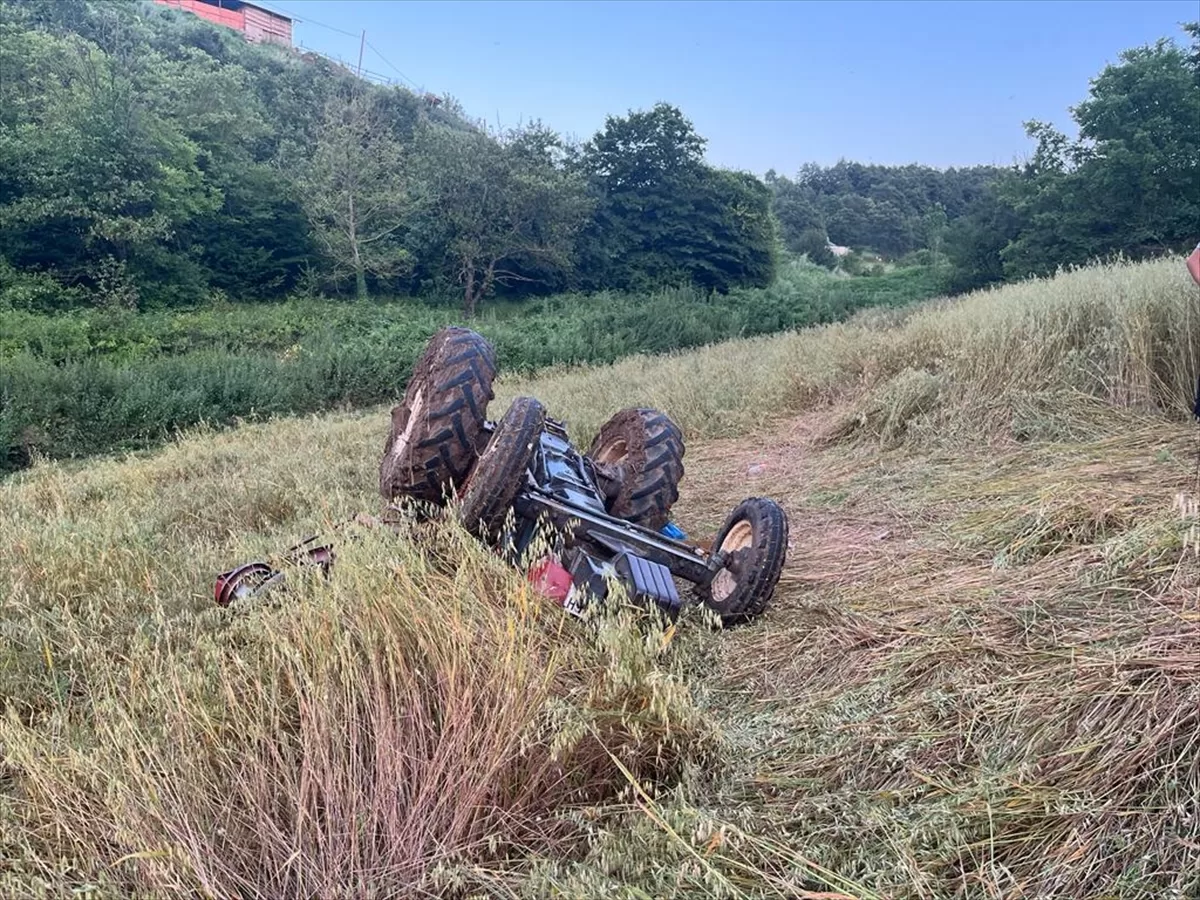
[
  {"x1": 0, "y1": 263, "x2": 946, "y2": 472},
  {"x1": 0, "y1": 261, "x2": 87, "y2": 313}
]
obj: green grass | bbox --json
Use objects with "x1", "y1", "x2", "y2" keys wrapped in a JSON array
[
  {"x1": 0, "y1": 262, "x2": 945, "y2": 473},
  {"x1": 1, "y1": 256, "x2": 1198, "y2": 897}
]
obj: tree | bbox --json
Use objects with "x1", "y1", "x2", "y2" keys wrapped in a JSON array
[
  {"x1": 574, "y1": 103, "x2": 776, "y2": 292},
  {"x1": 919, "y1": 204, "x2": 948, "y2": 256},
  {"x1": 572, "y1": 103, "x2": 707, "y2": 290},
  {"x1": 773, "y1": 160, "x2": 1001, "y2": 259},
  {"x1": 687, "y1": 167, "x2": 777, "y2": 290},
  {"x1": 999, "y1": 26, "x2": 1200, "y2": 279},
  {"x1": 938, "y1": 22, "x2": 1198, "y2": 289},
  {"x1": 765, "y1": 171, "x2": 824, "y2": 254},
  {"x1": 943, "y1": 182, "x2": 1022, "y2": 292},
  {"x1": 296, "y1": 86, "x2": 410, "y2": 300},
  {"x1": 0, "y1": 20, "x2": 220, "y2": 307},
  {"x1": 795, "y1": 227, "x2": 836, "y2": 269},
  {"x1": 410, "y1": 121, "x2": 592, "y2": 316}
]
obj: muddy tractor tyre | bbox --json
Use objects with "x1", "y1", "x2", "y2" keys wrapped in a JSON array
[
  {"x1": 459, "y1": 396, "x2": 545, "y2": 544},
  {"x1": 699, "y1": 497, "x2": 788, "y2": 626},
  {"x1": 586, "y1": 407, "x2": 685, "y2": 531},
  {"x1": 379, "y1": 327, "x2": 497, "y2": 505}
]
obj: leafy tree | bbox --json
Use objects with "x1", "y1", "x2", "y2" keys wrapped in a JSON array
[
  {"x1": 765, "y1": 170, "x2": 825, "y2": 253},
  {"x1": 939, "y1": 21, "x2": 1198, "y2": 289},
  {"x1": 919, "y1": 205, "x2": 948, "y2": 255},
  {"x1": 943, "y1": 182, "x2": 1022, "y2": 292},
  {"x1": 999, "y1": 26, "x2": 1199, "y2": 279},
  {"x1": 0, "y1": 19, "x2": 219, "y2": 306},
  {"x1": 687, "y1": 167, "x2": 777, "y2": 290},
  {"x1": 296, "y1": 87, "x2": 410, "y2": 300},
  {"x1": 410, "y1": 121, "x2": 592, "y2": 316},
  {"x1": 1186, "y1": 21, "x2": 1200, "y2": 82},
  {"x1": 573, "y1": 103, "x2": 705, "y2": 291},
  {"x1": 794, "y1": 227, "x2": 837, "y2": 269},
  {"x1": 575, "y1": 103, "x2": 775, "y2": 292},
  {"x1": 769, "y1": 160, "x2": 1001, "y2": 260}
]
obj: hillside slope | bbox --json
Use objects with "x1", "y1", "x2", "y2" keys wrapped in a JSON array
[{"x1": 1, "y1": 259, "x2": 1198, "y2": 898}]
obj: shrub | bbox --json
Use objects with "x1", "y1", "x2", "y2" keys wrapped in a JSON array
[{"x1": 0, "y1": 263, "x2": 946, "y2": 472}]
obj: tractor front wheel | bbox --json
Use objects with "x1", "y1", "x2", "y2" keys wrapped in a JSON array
[{"x1": 699, "y1": 497, "x2": 788, "y2": 626}]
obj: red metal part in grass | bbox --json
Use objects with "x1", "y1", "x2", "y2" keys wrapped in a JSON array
[
  {"x1": 214, "y1": 562, "x2": 279, "y2": 607},
  {"x1": 281, "y1": 536, "x2": 335, "y2": 574},
  {"x1": 213, "y1": 536, "x2": 335, "y2": 607},
  {"x1": 528, "y1": 557, "x2": 573, "y2": 604}
]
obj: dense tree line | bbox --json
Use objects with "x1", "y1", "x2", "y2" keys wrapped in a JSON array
[
  {"x1": 765, "y1": 161, "x2": 999, "y2": 261},
  {"x1": 0, "y1": 0, "x2": 776, "y2": 315},
  {"x1": 0, "y1": 1, "x2": 1194, "y2": 320},
  {"x1": 767, "y1": 23, "x2": 1200, "y2": 293},
  {"x1": 945, "y1": 23, "x2": 1200, "y2": 292},
  {"x1": 763, "y1": 22, "x2": 1195, "y2": 292}
]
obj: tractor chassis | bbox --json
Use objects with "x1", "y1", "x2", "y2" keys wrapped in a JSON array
[{"x1": 499, "y1": 416, "x2": 724, "y2": 620}]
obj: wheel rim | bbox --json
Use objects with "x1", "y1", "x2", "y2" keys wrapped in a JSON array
[
  {"x1": 711, "y1": 520, "x2": 754, "y2": 603},
  {"x1": 594, "y1": 437, "x2": 629, "y2": 466}
]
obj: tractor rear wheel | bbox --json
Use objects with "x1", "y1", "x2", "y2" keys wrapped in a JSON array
[
  {"x1": 379, "y1": 327, "x2": 496, "y2": 505},
  {"x1": 698, "y1": 497, "x2": 788, "y2": 626},
  {"x1": 459, "y1": 396, "x2": 545, "y2": 544},
  {"x1": 587, "y1": 407, "x2": 685, "y2": 531}
]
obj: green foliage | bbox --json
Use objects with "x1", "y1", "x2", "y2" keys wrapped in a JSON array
[
  {"x1": 944, "y1": 182, "x2": 1022, "y2": 293},
  {"x1": 296, "y1": 86, "x2": 411, "y2": 300},
  {"x1": 0, "y1": 12, "x2": 220, "y2": 307},
  {"x1": 766, "y1": 162, "x2": 1000, "y2": 260},
  {"x1": 947, "y1": 23, "x2": 1200, "y2": 287},
  {"x1": 574, "y1": 103, "x2": 777, "y2": 293},
  {"x1": 765, "y1": 170, "x2": 823, "y2": 253},
  {"x1": 410, "y1": 121, "x2": 592, "y2": 315},
  {"x1": 794, "y1": 227, "x2": 837, "y2": 269},
  {"x1": 1, "y1": 2, "x2": 1192, "y2": 309},
  {"x1": 0, "y1": 263, "x2": 945, "y2": 471},
  {"x1": 0, "y1": 3, "x2": 781, "y2": 308},
  {"x1": 0, "y1": 259, "x2": 86, "y2": 312}
]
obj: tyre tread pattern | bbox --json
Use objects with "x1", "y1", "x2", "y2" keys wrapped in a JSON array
[
  {"x1": 459, "y1": 396, "x2": 545, "y2": 541},
  {"x1": 586, "y1": 407, "x2": 685, "y2": 530},
  {"x1": 379, "y1": 327, "x2": 497, "y2": 504}
]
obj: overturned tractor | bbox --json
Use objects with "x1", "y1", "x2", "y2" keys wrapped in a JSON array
[{"x1": 218, "y1": 327, "x2": 789, "y2": 625}]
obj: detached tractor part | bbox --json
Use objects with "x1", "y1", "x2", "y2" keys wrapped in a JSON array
[
  {"x1": 379, "y1": 327, "x2": 497, "y2": 505},
  {"x1": 213, "y1": 536, "x2": 333, "y2": 607}
]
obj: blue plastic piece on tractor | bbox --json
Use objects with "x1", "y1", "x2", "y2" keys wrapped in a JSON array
[{"x1": 660, "y1": 521, "x2": 687, "y2": 541}]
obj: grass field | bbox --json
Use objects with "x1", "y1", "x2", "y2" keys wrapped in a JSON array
[{"x1": 1, "y1": 258, "x2": 1198, "y2": 898}]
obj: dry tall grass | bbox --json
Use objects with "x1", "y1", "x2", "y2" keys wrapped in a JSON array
[
  {"x1": 494, "y1": 257, "x2": 1197, "y2": 448},
  {"x1": 0, "y1": 419, "x2": 705, "y2": 897},
  {"x1": 1, "y1": 257, "x2": 1198, "y2": 898}
]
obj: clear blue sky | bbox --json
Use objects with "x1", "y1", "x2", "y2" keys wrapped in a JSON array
[{"x1": 264, "y1": 0, "x2": 1196, "y2": 175}]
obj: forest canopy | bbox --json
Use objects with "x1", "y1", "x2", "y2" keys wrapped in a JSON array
[{"x1": 0, "y1": 1, "x2": 1196, "y2": 313}]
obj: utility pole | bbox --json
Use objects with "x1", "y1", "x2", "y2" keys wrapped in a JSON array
[{"x1": 357, "y1": 29, "x2": 365, "y2": 77}]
